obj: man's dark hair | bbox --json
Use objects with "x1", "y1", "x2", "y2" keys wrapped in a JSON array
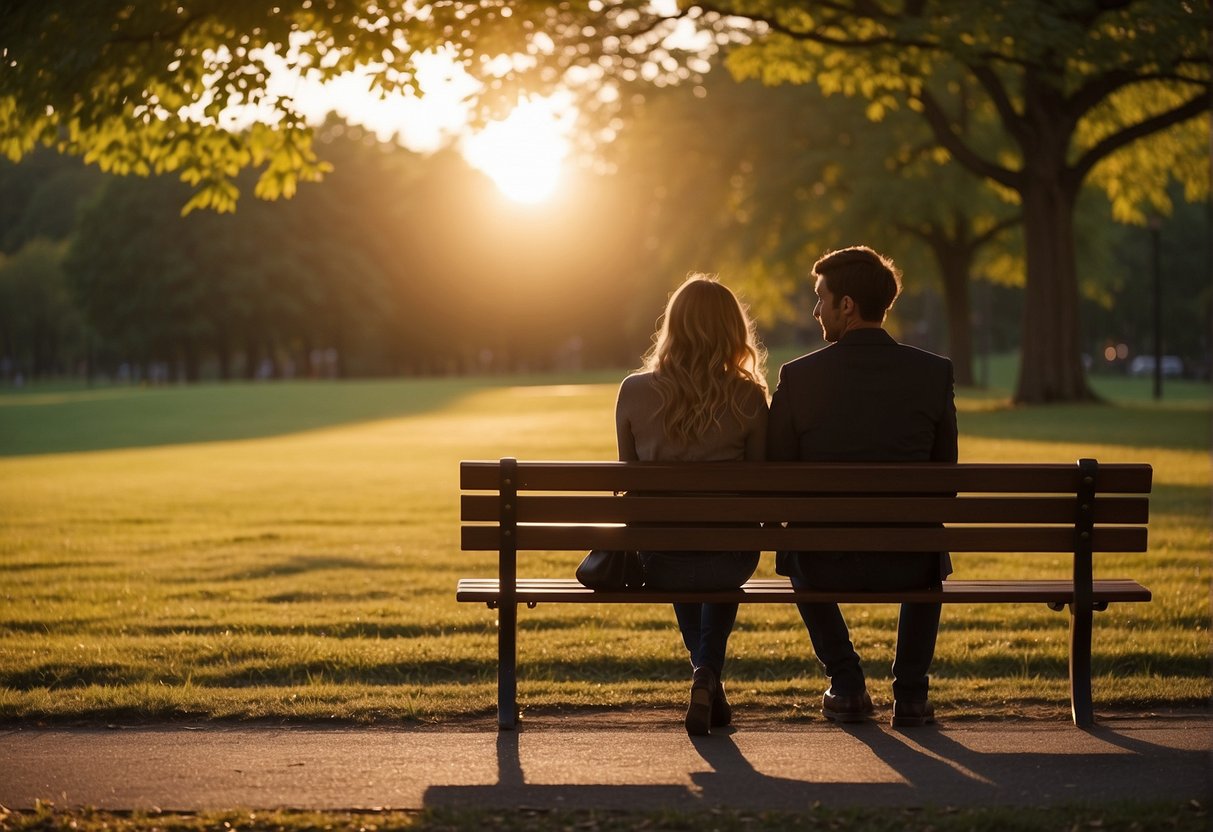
[{"x1": 813, "y1": 246, "x2": 902, "y2": 322}]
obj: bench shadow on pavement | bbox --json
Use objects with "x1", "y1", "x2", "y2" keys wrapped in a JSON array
[{"x1": 422, "y1": 721, "x2": 1210, "y2": 810}]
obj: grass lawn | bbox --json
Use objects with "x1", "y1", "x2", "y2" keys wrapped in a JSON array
[{"x1": 0, "y1": 364, "x2": 1209, "y2": 724}]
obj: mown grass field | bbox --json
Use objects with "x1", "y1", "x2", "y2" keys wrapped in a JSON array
[{"x1": 0, "y1": 362, "x2": 1209, "y2": 724}]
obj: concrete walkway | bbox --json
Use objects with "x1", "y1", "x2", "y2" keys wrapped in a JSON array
[{"x1": 2, "y1": 714, "x2": 1209, "y2": 812}]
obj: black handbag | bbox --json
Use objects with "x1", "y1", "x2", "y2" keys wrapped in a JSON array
[{"x1": 575, "y1": 549, "x2": 644, "y2": 590}]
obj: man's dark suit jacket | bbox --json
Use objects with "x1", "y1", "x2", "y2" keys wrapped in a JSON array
[{"x1": 766, "y1": 327, "x2": 958, "y2": 582}]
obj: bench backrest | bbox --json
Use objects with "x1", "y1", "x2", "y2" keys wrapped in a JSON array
[{"x1": 460, "y1": 459, "x2": 1151, "y2": 555}]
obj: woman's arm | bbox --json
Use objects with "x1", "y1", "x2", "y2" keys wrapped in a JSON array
[
  {"x1": 615, "y1": 379, "x2": 639, "y2": 462},
  {"x1": 744, "y1": 383, "x2": 769, "y2": 462}
]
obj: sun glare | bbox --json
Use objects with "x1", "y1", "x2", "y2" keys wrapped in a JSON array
[
  {"x1": 462, "y1": 99, "x2": 572, "y2": 204},
  {"x1": 246, "y1": 46, "x2": 576, "y2": 204}
]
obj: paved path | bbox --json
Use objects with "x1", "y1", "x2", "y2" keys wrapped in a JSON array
[{"x1": 2, "y1": 715, "x2": 1209, "y2": 812}]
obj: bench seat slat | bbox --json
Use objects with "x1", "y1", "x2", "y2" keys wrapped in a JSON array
[
  {"x1": 461, "y1": 525, "x2": 1147, "y2": 553},
  {"x1": 461, "y1": 495, "x2": 1149, "y2": 524},
  {"x1": 460, "y1": 461, "x2": 1153, "y2": 494},
  {"x1": 456, "y1": 577, "x2": 1152, "y2": 605}
]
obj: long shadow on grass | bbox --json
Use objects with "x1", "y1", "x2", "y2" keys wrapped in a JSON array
[
  {"x1": 0, "y1": 620, "x2": 498, "y2": 638},
  {"x1": 0, "y1": 376, "x2": 546, "y2": 456},
  {"x1": 5, "y1": 653, "x2": 1208, "y2": 690}
]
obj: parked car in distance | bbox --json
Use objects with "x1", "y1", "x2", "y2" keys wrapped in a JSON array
[{"x1": 1128, "y1": 355, "x2": 1184, "y2": 377}]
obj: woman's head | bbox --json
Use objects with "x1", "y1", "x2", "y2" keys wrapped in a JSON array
[{"x1": 643, "y1": 274, "x2": 767, "y2": 443}]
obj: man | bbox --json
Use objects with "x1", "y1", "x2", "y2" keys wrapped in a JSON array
[{"x1": 767, "y1": 245, "x2": 957, "y2": 728}]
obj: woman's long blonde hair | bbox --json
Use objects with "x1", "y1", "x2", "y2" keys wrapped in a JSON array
[{"x1": 642, "y1": 274, "x2": 768, "y2": 444}]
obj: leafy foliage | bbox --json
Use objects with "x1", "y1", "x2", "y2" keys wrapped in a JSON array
[
  {"x1": 0, "y1": 0, "x2": 558, "y2": 212},
  {"x1": 695, "y1": 0, "x2": 1210, "y2": 402}
]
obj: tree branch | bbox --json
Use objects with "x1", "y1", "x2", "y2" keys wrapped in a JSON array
[
  {"x1": 917, "y1": 88, "x2": 1021, "y2": 190},
  {"x1": 972, "y1": 213, "x2": 1021, "y2": 249},
  {"x1": 1068, "y1": 90, "x2": 1211, "y2": 187},
  {"x1": 968, "y1": 64, "x2": 1032, "y2": 148},
  {"x1": 893, "y1": 219, "x2": 938, "y2": 247},
  {"x1": 1067, "y1": 68, "x2": 1145, "y2": 121},
  {"x1": 689, "y1": 1, "x2": 940, "y2": 52},
  {"x1": 108, "y1": 11, "x2": 205, "y2": 47}
]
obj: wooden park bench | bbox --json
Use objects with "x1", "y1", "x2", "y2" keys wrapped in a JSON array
[{"x1": 458, "y1": 458, "x2": 1152, "y2": 730}]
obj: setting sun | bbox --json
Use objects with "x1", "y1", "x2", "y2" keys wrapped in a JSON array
[
  {"x1": 262, "y1": 48, "x2": 576, "y2": 204},
  {"x1": 462, "y1": 98, "x2": 572, "y2": 203}
]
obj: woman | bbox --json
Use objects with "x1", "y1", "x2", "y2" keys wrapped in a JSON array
[{"x1": 615, "y1": 274, "x2": 769, "y2": 735}]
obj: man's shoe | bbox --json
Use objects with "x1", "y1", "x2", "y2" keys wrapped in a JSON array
[
  {"x1": 711, "y1": 681, "x2": 732, "y2": 728},
  {"x1": 685, "y1": 666, "x2": 716, "y2": 736},
  {"x1": 821, "y1": 687, "x2": 875, "y2": 723},
  {"x1": 891, "y1": 700, "x2": 936, "y2": 727}
]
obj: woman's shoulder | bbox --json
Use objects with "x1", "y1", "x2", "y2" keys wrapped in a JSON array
[
  {"x1": 617, "y1": 371, "x2": 660, "y2": 405},
  {"x1": 734, "y1": 376, "x2": 770, "y2": 409},
  {"x1": 619, "y1": 370, "x2": 657, "y2": 393}
]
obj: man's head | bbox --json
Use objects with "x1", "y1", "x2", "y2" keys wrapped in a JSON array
[{"x1": 811, "y1": 246, "x2": 902, "y2": 342}]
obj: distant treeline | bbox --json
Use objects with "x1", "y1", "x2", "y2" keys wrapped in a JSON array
[
  {"x1": 0, "y1": 133, "x2": 694, "y2": 383},
  {"x1": 1, "y1": 79, "x2": 1208, "y2": 385}
]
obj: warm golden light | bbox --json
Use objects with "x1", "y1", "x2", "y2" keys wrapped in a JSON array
[
  {"x1": 246, "y1": 48, "x2": 577, "y2": 203},
  {"x1": 462, "y1": 98, "x2": 571, "y2": 203}
]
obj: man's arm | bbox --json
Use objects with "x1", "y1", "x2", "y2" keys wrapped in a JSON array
[
  {"x1": 931, "y1": 360, "x2": 958, "y2": 463},
  {"x1": 766, "y1": 366, "x2": 800, "y2": 462}
]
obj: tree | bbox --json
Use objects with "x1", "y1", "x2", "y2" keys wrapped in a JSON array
[
  {"x1": 0, "y1": 239, "x2": 84, "y2": 380},
  {"x1": 4, "y1": 1, "x2": 1206, "y2": 401},
  {"x1": 693, "y1": 2, "x2": 1210, "y2": 402},
  {"x1": 0, "y1": 1, "x2": 560, "y2": 213},
  {"x1": 64, "y1": 147, "x2": 399, "y2": 381},
  {"x1": 0, "y1": 149, "x2": 106, "y2": 254}
]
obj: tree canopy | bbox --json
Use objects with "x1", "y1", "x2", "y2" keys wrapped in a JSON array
[
  {"x1": 1, "y1": 1, "x2": 559, "y2": 212},
  {"x1": 697, "y1": 1, "x2": 1209, "y2": 401}
]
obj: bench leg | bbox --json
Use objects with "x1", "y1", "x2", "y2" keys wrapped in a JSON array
[
  {"x1": 498, "y1": 600, "x2": 518, "y2": 730},
  {"x1": 1068, "y1": 603, "x2": 1094, "y2": 727}
]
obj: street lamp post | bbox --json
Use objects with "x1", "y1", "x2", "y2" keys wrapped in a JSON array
[{"x1": 1149, "y1": 216, "x2": 1163, "y2": 401}]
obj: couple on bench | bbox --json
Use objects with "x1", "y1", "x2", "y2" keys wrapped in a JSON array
[{"x1": 613, "y1": 246, "x2": 957, "y2": 736}]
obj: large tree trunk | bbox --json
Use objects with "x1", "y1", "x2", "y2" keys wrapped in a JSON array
[
  {"x1": 1015, "y1": 178, "x2": 1098, "y2": 403},
  {"x1": 929, "y1": 240, "x2": 975, "y2": 387}
]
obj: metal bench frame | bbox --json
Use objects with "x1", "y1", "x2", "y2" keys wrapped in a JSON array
[{"x1": 459, "y1": 458, "x2": 1152, "y2": 730}]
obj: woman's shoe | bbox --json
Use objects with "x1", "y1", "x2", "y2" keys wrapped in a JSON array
[
  {"x1": 711, "y1": 680, "x2": 732, "y2": 728},
  {"x1": 685, "y1": 666, "x2": 716, "y2": 736}
]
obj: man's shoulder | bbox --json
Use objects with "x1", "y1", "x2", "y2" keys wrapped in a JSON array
[
  {"x1": 893, "y1": 342, "x2": 954, "y2": 373},
  {"x1": 884, "y1": 345, "x2": 954, "y2": 402},
  {"x1": 778, "y1": 344, "x2": 835, "y2": 376}
]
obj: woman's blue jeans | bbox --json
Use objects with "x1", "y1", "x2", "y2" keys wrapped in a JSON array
[{"x1": 638, "y1": 551, "x2": 759, "y2": 677}]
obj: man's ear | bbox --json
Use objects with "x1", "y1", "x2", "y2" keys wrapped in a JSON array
[{"x1": 839, "y1": 295, "x2": 856, "y2": 316}]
